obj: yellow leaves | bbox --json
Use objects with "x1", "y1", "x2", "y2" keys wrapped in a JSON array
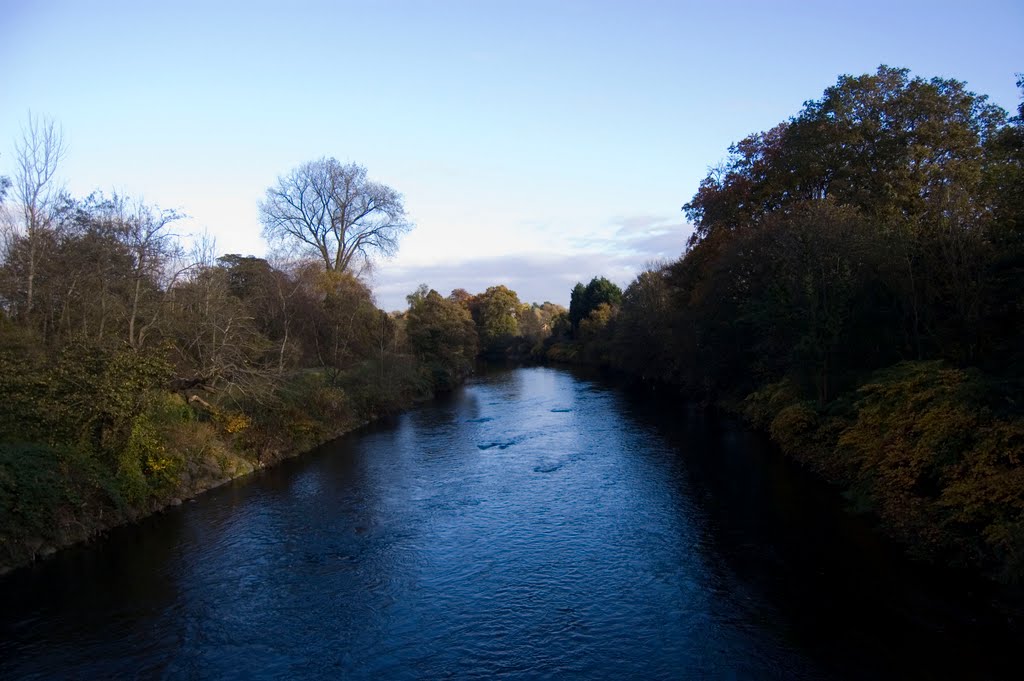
[
  {"x1": 577, "y1": 303, "x2": 616, "y2": 342},
  {"x1": 743, "y1": 379, "x2": 802, "y2": 429},
  {"x1": 838, "y1": 362, "x2": 977, "y2": 489},
  {"x1": 221, "y1": 413, "x2": 251, "y2": 434},
  {"x1": 769, "y1": 402, "x2": 818, "y2": 448},
  {"x1": 831, "y1": 360, "x2": 1024, "y2": 576},
  {"x1": 942, "y1": 418, "x2": 1024, "y2": 516},
  {"x1": 144, "y1": 453, "x2": 171, "y2": 474}
]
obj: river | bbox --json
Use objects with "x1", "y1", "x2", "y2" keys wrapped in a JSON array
[{"x1": 0, "y1": 366, "x2": 1017, "y2": 679}]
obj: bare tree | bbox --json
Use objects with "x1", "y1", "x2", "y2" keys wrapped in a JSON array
[
  {"x1": 258, "y1": 158, "x2": 412, "y2": 273},
  {"x1": 265, "y1": 254, "x2": 306, "y2": 373},
  {"x1": 94, "y1": 195, "x2": 186, "y2": 348},
  {"x1": 11, "y1": 112, "x2": 66, "y2": 315}
]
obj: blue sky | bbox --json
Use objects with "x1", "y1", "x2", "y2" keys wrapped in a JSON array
[{"x1": 2, "y1": 0, "x2": 1021, "y2": 310}]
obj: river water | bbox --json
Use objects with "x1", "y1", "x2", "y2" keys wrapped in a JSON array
[{"x1": 0, "y1": 367, "x2": 1017, "y2": 679}]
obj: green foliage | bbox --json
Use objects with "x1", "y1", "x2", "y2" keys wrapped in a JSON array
[
  {"x1": 0, "y1": 148, "x2": 487, "y2": 571},
  {"x1": 743, "y1": 380, "x2": 804, "y2": 429},
  {"x1": 684, "y1": 66, "x2": 1004, "y2": 243},
  {"x1": 470, "y1": 285, "x2": 522, "y2": 354},
  {"x1": 837, "y1": 362, "x2": 1024, "y2": 573},
  {"x1": 518, "y1": 302, "x2": 566, "y2": 352},
  {"x1": 236, "y1": 371, "x2": 348, "y2": 457},
  {"x1": 1, "y1": 340, "x2": 173, "y2": 453},
  {"x1": 559, "y1": 67, "x2": 1024, "y2": 582},
  {"x1": 0, "y1": 438, "x2": 125, "y2": 566},
  {"x1": 576, "y1": 303, "x2": 618, "y2": 365},
  {"x1": 569, "y1": 277, "x2": 622, "y2": 333},
  {"x1": 406, "y1": 288, "x2": 478, "y2": 389},
  {"x1": 119, "y1": 393, "x2": 194, "y2": 501},
  {"x1": 611, "y1": 269, "x2": 672, "y2": 382},
  {"x1": 546, "y1": 341, "x2": 581, "y2": 363},
  {"x1": 26, "y1": 345, "x2": 168, "y2": 494},
  {"x1": 769, "y1": 403, "x2": 819, "y2": 454},
  {"x1": 0, "y1": 350, "x2": 49, "y2": 441},
  {"x1": 0, "y1": 443, "x2": 69, "y2": 546},
  {"x1": 942, "y1": 418, "x2": 1024, "y2": 580},
  {"x1": 117, "y1": 416, "x2": 157, "y2": 505}
]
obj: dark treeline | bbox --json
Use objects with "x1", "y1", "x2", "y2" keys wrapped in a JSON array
[
  {"x1": 0, "y1": 143, "x2": 565, "y2": 570},
  {"x1": 552, "y1": 67, "x2": 1024, "y2": 583}
]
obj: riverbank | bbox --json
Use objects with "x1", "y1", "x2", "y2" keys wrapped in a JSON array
[
  {"x1": 3, "y1": 365, "x2": 1020, "y2": 680},
  {"x1": 544, "y1": 341, "x2": 1024, "y2": 590},
  {"x1": 0, "y1": 356, "x2": 442, "y2": 576}
]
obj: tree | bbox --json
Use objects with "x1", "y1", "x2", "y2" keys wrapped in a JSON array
[
  {"x1": 167, "y1": 261, "x2": 271, "y2": 395},
  {"x1": 569, "y1": 276, "x2": 622, "y2": 334},
  {"x1": 215, "y1": 255, "x2": 304, "y2": 373},
  {"x1": 405, "y1": 287, "x2": 478, "y2": 389},
  {"x1": 258, "y1": 158, "x2": 412, "y2": 274},
  {"x1": 613, "y1": 267, "x2": 672, "y2": 382},
  {"x1": 470, "y1": 285, "x2": 522, "y2": 353},
  {"x1": 304, "y1": 270, "x2": 382, "y2": 382},
  {"x1": 14, "y1": 193, "x2": 132, "y2": 345},
  {"x1": 682, "y1": 66, "x2": 1009, "y2": 363},
  {"x1": 519, "y1": 301, "x2": 565, "y2": 346},
  {"x1": 979, "y1": 75, "x2": 1024, "y2": 371},
  {"x1": 7, "y1": 113, "x2": 66, "y2": 317},
  {"x1": 447, "y1": 287, "x2": 473, "y2": 308},
  {"x1": 111, "y1": 196, "x2": 184, "y2": 349},
  {"x1": 405, "y1": 283, "x2": 431, "y2": 309},
  {"x1": 568, "y1": 282, "x2": 586, "y2": 332}
]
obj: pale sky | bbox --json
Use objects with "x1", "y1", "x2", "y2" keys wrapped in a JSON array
[{"x1": 2, "y1": 0, "x2": 1021, "y2": 310}]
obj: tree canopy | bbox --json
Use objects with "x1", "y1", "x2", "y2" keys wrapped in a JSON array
[
  {"x1": 258, "y1": 158, "x2": 411, "y2": 273},
  {"x1": 555, "y1": 67, "x2": 1024, "y2": 582},
  {"x1": 569, "y1": 276, "x2": 622, "y2": 333}
]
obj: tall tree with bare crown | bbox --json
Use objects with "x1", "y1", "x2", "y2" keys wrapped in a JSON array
[{"x1": 258, "y1": 158, "x2": 411, "y2": 274}]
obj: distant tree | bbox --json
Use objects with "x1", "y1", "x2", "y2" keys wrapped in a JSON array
[
  {"x1": 217, "y1": 254, "x2": 273, "y2": 299},
  {"x1": 613, "y1": 267, "x2": 672, "y2": 382},
  {"x1": 308, "y1": 270, "x2": 382, "y2": 382},
  {"x1": 578, "y1": 302, "x2": 614, "y2": 340},
  {"x1": 405, "y1": 287, "x2": 478, "y2": 389},
  {"x1": 405, "y1": 283, "x2": 431, "y2": 309},
  {"x1": 470, "y1": 285, "x2": 522, "y2": 353},
  {"x1": 519, "y1": 301, "x2": 566, "y2": 346},
  {"x1": 259, "y1": 158, "x2": 411, "y2": 274},
  {"x1": 569, "y1": 276, "x2": 622, "y2": 334},
  {"x1": 549, "y1": 310, "x2": 572, "y2": 340},
  {"x1": 568, "y1": 282, "x2": 587, "y2": 332},
  {"x1": 212, "y1": 254, "x2": 300, "y2": 374},
  {"x1": 584, "y1": 276, "x2": 622, "y2": 311},
  {"x1": 447, "y1": 288, "x2": 473, "y2": 308}
]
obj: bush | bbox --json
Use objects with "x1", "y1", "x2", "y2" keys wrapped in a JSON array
[{"x1": 838, "y1": 361, "x2": 1024, "y2": 578}]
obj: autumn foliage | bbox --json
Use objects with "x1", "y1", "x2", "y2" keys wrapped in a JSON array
[{"x1": 562, "y1": 67, "x2": 1024, "y2": 581}]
